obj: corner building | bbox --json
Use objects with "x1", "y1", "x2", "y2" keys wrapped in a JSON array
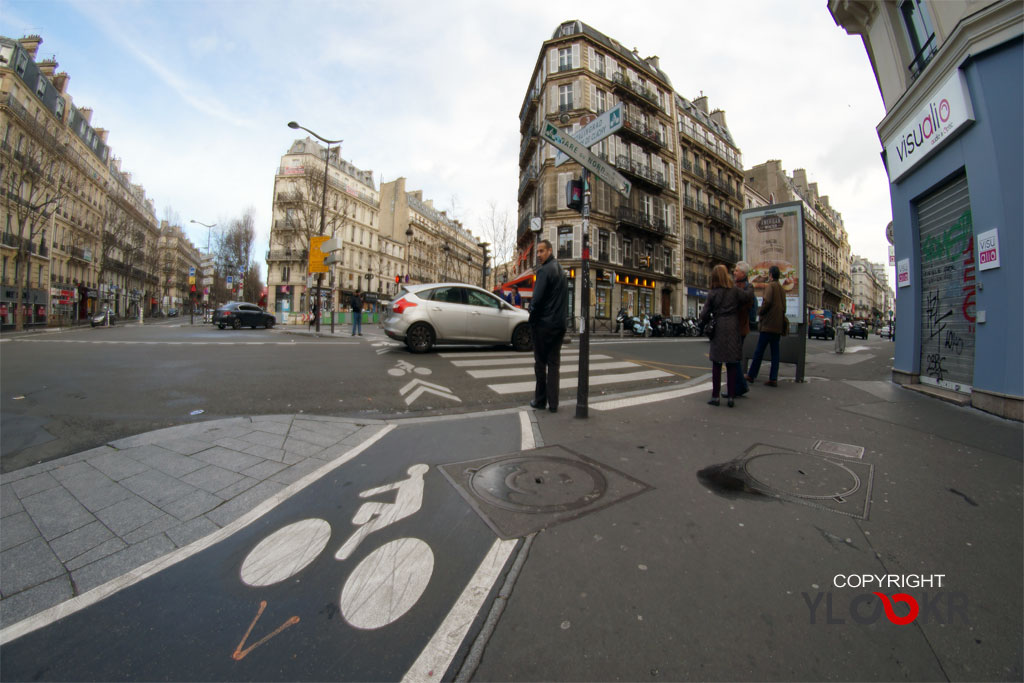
[
  {"x1": 830, "y1": 0, "x2": 1022, "y2": 420},
  {"x1": 517, "y1": 20, "x2": 681, "y2": 324}
]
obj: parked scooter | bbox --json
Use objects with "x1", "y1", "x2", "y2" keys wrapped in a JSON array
[
  {"x1": 616, "y1": 309, "x2": 653, "y2": 336},
  {"x1": 649, "y1": 314, "x2": 669, "y2": 337}
]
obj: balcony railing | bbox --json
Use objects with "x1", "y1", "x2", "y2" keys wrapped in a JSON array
[
  {"x1": 610, "y1": 72, "x2": 661, "y2": 110},
  {"x1": 519, "y1": 86, "x2": 540, "y2": 128},
  {"x1": 518, "y1": 213, "x2": 535, "y2": 238},
  {"x1": 908, "y1": 34, "x2": 937, "y2": 81},
  {"x1": 267, "y1": 249, "x2": 309, "y2": 262},
  {"x1": 518, "y1": 166, "x2": 538, "y2": 201},
  {"x1": 616, "y1": 206, "x2": 667, "y2": 236},
  {"x1": 519, "y1": 126, "x2": 539, "y2": 164},
  {"x1": 708, "y1": 206, "x2": 735, "y2": 229},
  {"x1": 619, "y1": 110, "x2": 664, "y2": 149},
  {"x1": 614, "y1": 155, "x2": 666, "y2": 190}
]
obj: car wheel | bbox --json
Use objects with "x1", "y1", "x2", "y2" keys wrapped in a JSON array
[
  {"x1": 232, "y1": 318, "x2": 242, "y2": 330},
  {"x1": 512, "y1": 324, "x2": 532, "y2": 352},
  {"x1": 406, "y1": 323, "x2": 435, "y2": 353},
  {"x1": 266, "y1": 318, "x2": 275, "y2": 329}
]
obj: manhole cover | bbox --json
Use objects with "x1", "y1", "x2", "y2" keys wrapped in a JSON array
[
  {"x1": 441, "y1": 445, "x2": 652, "y2": 539},
  {"x1": 469, "y1": 456, "x2": 607, "y2": 513},
  {"x1": 744, "y1": 452, "x2": 860, "y2": 501}
]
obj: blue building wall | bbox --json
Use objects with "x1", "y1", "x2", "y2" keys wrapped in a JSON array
[{"x1": 890, "y1": 37, "x2": 1022, "y2": 401}]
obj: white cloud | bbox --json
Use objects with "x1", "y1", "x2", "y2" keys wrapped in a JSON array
[{"x1": 4, "y1": 0, "x2": 896, "y2": 271}]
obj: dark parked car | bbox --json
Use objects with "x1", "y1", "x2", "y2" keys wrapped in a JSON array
[
  {"x1": 848, "y1": 322, "x2": 868, "y2": 339},
  {"x1": 212, "y1": 302, "x2": 276, "y2": 329},
  {"x1": 91, "y1": 310, "x2": 115, "y2": 327},
  {"x1": 808, "y1": 318, "x2": 835, "y2": 340},
  {"x1": 167, "y1": 308, "x2": 179, "y2": 317}
]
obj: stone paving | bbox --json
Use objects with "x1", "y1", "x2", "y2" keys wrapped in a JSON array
[{"x1": 0, "y1": 415, "x2": 385, "y2": 626}]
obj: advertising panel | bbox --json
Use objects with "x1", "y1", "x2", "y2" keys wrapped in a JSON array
[{"x1": 741, "y1": 201, "x2": 805, "y2": 324}]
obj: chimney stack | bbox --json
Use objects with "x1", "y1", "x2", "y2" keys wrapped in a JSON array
[{"x1": 17, "y1": 35, "x2": 42, "y2": 60}]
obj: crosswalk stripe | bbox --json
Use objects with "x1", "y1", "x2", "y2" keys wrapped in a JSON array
[
  {"x1": 487, "y1": 369, "x2": 672, "y2": 394},
  {"x1": 467, "y1": 361, "x2": 638, "y2": 379},
  {"x1": 450, "y1": 353, "x2": 611, "y2": 367}
]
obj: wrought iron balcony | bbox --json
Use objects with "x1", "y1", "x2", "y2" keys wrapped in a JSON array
[
  {"x1": 518, "y1": 166, "x2": 538, "y2": 202},
  {"x1": 519, "y1": 87, "x2": 540, "y2": 130},
  {"x1": 616, "y1": 206, "x2": 667, "y2": 237},
  {"x1": 266, "y1": 249, "x2": 308, "y2": 262},
  {"x1": 519, "y1": 126, "x2": 539, "y2": 165},
  {"x1": 619, "y1": 110, "x2": 664, "y2": 150},
  {"x1": 610, "y1": 72, "x2": 661, "y2": 110},
  {"x1": 614, "y1": 155, "x2": 666, "y2": 190},
  {"x1": 708, "y1": 206, "x2": 735, "y2": 229}
]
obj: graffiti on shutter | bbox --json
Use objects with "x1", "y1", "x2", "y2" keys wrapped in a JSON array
[{"x1": 917, "y1": 174, "x2": 975, "y2": 393}]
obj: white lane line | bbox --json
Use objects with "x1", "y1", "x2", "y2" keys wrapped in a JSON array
[
  {"x1": 590, "y1": 382, "x2": 714, "y2": 410},
  {"x1": 0, "y1": 423, "x2": 396, "y2": 646},
  {"x1": 437, "y1": 350, "x2": 532, "y2": 358},
  {"x1": 402, "y1": 537, "x2": 518, "y2": 683},
  {"x1": 451, "y1": 354, "x2": 611, "y2": 367},
  {"x1": 488, "y1": 369, "x2": 671, "y2": 394},
  {"x1": 519, "y1": 410, "x2": 535, "y2": 450},
  {"x1": 467, "y1": 361, "x2": 638, "y2": 379}
]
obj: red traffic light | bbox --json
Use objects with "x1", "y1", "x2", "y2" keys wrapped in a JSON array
[{"x1": 395, "y1": 275, "x2": 400, "y2": 284}]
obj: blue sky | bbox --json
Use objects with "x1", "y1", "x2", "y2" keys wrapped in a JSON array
[{"x1": 1, "y1": 0, "x2": 893, "y2": 279}]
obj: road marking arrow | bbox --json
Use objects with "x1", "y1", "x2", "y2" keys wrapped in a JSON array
[{"x1": 399, "y1": 378, "x2": 460, "y2": 405}]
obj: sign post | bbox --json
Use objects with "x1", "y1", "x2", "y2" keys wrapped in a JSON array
[
  {"x1": 555, "y1": 104, "x2": 623, "y2": 167},
  {"x1": 541, "y1": 121, "x2": 631, "y2": 418}
]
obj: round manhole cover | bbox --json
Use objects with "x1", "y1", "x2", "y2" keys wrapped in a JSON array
[
  {"x1": 468, "y1": 456, "x2": 607, "y2": 513},
  {"x1": 743, "y1": 452, "x2": 860, "y2": 500}
]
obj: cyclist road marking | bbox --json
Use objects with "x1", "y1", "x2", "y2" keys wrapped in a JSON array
[{"x1": 0, "y1": 424, "x2": 395, "y2": 646}]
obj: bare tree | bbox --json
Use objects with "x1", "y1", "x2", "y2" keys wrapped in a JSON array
[
  {"x1": 0, "y1": 127, "x2": 78, "y2": 330},
  {"x1": 215, "y1": 207, "x2": 259, "y2": 302},
  {"x1": 273, "y1": 150, "x2": 353, "y2": 255},
  {"x1": 480, "y1": 200, "x2": 514, "y2": 285}
]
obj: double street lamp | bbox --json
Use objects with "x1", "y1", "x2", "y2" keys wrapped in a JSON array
[
  {"x1": 287, "y1": 120, "x2": 342, "y2": 335},
  {"x1": 189, "y1": 219, "x2": 217, "y2": 323}
]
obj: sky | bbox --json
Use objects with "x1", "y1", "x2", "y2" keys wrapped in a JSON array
[{"x1": 1, "y1": 0, "x2": 894, "y2": 283}]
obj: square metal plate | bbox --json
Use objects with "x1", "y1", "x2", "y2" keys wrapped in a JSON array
[{"x1": 440, "y1": 445, "x2": 653, "y2": 539}]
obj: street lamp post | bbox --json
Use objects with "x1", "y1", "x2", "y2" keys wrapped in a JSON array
[
  {"x1": 405, "y1": 226, "x2": 414, "y2": 285},
  {"x1": 190, "y1": 219, "x2": 216, "y2": 321},
  {"x1": 478, "y1": 242, "x2": 490, "y2": 290},
  {"x1": 287, "y1": 121, "x2": 342, "y2": 335}
]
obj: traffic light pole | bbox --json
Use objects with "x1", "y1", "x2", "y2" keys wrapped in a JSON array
[{"x1": 576, "y1": 169, "x2": 591, "y2": 419}]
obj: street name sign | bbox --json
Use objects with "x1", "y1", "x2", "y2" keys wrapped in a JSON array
[
  {"x1": 541, "y1": 121, "x2": 631, "y2": 198},
  {"x1": 555, "y1": 104, "x2": 623, "y2": 167}
]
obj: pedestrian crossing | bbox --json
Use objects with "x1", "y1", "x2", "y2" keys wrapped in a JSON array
[{"x1": 437, "y1": 350, "x2": 673, "y2": 395}]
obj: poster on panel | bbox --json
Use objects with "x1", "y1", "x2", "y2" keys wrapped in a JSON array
[{"x1": 741, "y1": 201, "x2": 805, "y2": 324}]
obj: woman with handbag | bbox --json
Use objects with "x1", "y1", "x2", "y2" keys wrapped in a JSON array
[{"x1": 699, "y1": 264, "x2": 753, "y2": 407}]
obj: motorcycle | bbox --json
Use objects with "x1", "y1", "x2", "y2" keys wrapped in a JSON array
[
  {"x1": 616, "y1": 310, "x2": 652, "y2": 337},
  {"x1": 649, "y1": 314, "x2": 669, "y2": 337}
]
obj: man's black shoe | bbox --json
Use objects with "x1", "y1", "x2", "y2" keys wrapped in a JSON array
[
  {"x1": 549, "y1": 406, "x2": 558, "y2": 413},
  {"x1": 529, "y1": 399, "x2": 546, "y2": 409}
]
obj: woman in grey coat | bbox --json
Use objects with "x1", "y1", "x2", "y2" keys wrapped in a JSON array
[{"x1": 699, "y1": 264, "x2": 753, "y2": 406}]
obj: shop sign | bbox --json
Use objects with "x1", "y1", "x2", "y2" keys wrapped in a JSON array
[
  {"x1": 687, "y1": 287, "x2": 709, "y2": 298},
  {"x1": 977, "y1": 229, "x2": 1000, "y2": 271},
  {"x1": 884, "y1": 70, "x2": 975, "y2": 183},
  {"x1": 741, "y1": 201, "x2": 805, "y2": 324},
  {"x1": 897, "y1": 258, "x2": 911, "y2": 288}
]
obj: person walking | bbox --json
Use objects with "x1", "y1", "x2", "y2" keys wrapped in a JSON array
[
  {"x1": 733, "y1": 261, "x2": 756, "y2": 398},
  {"x1": 350, "y1": 290, "x2": 363, "y2": 336},
  {"x1": 308, "y1": 303, "x2": 318, "y2": 330},
  {"x1": 746, "y1": 265, "x2": 787, "y2": 387},
  {"x1": 699, "y1": 264, "x2": 752, "y2": 407},
  {"x1": 529, "y1": 239, "x2": 568, "y2": 413}
]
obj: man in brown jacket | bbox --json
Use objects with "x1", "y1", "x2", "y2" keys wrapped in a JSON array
[{"x1": 745, "y1": 265, "x2": 787, "y2": 386}]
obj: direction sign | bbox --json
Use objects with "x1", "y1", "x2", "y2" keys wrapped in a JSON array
[
  {"x1": 555, "y1": 104, "x2": 623, "y2": 167},
  {"x1": 540, "y1": 121, "x2": 631, "y2": 198},
  {"x1": 309, "y1": 235, "x2": 329, "y2": 274},
  {"x1": 189, "y1": 266, "x2": 196, "y2": 277},
  {"x1": 226, "y1": 275, "x2": 233, "y2": 287}
]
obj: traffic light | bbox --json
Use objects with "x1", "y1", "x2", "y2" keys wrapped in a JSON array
[
  {"x1": 566, "y1": 179, "x2": 584, "y2": 213},
  {"x1": 395, "y1": 275, "x2": 400, "y2": 284}
]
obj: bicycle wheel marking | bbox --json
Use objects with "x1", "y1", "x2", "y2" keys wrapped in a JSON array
[
  {"x1": 340, "y1": 538, "x2": 434, "y2": 630},
  {"x1": 240, "y1": 519, "x2": 332, "y2": 587}
]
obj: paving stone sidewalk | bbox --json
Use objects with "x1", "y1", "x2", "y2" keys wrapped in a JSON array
[{"x1": 0, "y1": 415, "x2": 386, "y2": 626}]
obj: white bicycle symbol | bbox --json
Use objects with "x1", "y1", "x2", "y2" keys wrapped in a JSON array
[
  {"x1": 388, "y1": 360, "x2": 431, "y2": 377},
  {"x1": 238, "y1": 465, "x2": 433, "y2": 632}
]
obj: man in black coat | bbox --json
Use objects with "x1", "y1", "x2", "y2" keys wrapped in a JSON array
[{"x1": 529, "y1": 239, "x2": 568, "y2": 413}]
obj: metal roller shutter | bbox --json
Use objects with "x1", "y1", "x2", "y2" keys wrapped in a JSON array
[{"x1": 917, "y1": 173, "x2": 975, "y2": 393}]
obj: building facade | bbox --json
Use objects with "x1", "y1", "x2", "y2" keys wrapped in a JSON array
[
  {"x1": 830, "y1": 0, "x2": 1022, "y2": 419},
  {"x1": 744, "y1": 160, "x2": 855, "y2": 319},
  {"x1": 266, "y1": 138, "x2": 380, "y2": 318},
  {"x1": 677, "y1": 93, "x2": 745, "y2": 317},
  {"x1": 851, "y1": 254, "x2": 888, "y2": 322},
  {"x1": 517, "y1": 20, "x2": 682, "y2": 325},
  {"x1": 1, "y1": 34, "x2": 169, "y2": 329},
  {"x1": 378, "y1": 177, "x2": 483, "y2": 293},
  {"x1": 157, "y1": 222, "x2": 201, "y2": 313}
]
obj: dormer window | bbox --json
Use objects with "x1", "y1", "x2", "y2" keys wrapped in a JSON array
[{"x1": 36, "y1": 75, "x2": 46, "y2": 98}]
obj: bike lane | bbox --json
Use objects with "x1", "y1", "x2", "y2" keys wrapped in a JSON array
[{"x1": 0, "y1": 412, "x2": 528, "y2": 682}]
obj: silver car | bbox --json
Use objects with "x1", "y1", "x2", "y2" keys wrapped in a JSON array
[{"x1": 383, "y1": 283, "x2": 532, "y2": 353}]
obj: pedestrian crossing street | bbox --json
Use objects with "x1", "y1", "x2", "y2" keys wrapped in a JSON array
[{"x1": 438, "y1": 350, "x2": 673, "y2": 395}]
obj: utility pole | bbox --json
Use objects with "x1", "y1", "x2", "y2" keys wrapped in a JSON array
[{"x1": 576, "y1": 170, "x2": 591, "y2": 418}]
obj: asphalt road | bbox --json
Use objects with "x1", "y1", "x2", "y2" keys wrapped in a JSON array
[{"x1": 0, "y1": 321, "x2": 754, "y2": 473}]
